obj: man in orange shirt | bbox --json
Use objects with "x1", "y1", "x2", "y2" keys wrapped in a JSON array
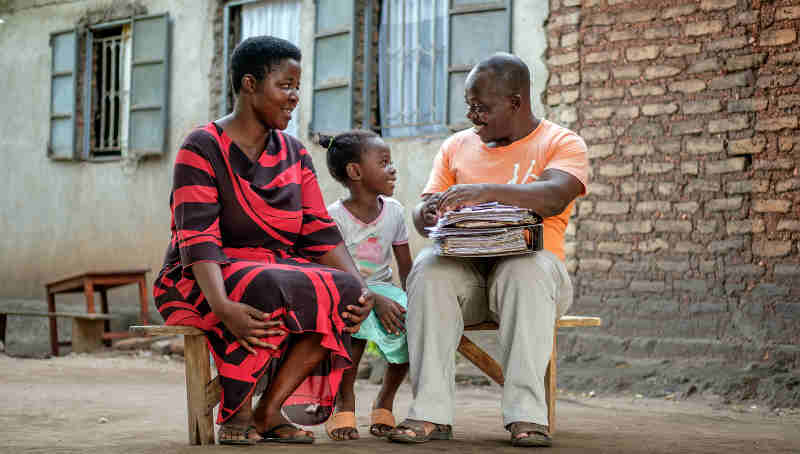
[{"x1": 388, "y1": 53, "x2": 589, "y2": 447}]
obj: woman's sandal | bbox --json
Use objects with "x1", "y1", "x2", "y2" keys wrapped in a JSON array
[
  {"x1": 217, "y1": 424, "x2": 259, "y2": 445},
  {"x1": 324, "y1": 411, "x2": 358, "y2": 441},
  {"x1": 507, "y1": 422, "x2": 552, "y2": 447},
  {"x1": 258, "y1": 423, "x2": 314, "y2": 444},
  {"x1": 387, "y1": 418, "x2": 453, "y2": 443},
  {"x1": 369, "y1": 408, "x2": 396, "y2": 437}
]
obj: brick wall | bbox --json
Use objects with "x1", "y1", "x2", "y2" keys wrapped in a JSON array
[{"x1": 546, "y1": 0, "x2": 799, "y2": 362}]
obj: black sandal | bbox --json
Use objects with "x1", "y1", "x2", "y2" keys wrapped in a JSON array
[
  {"x1": 258, "y1": 423, "x2": 314, "y2": 444},
  {"x1": 218, "y1": 424, "x2": 258, "y2": 445},
  {"x1": 507, "y1": 422, "x2": 552, "y2": 447},
  {"x1": 387, "y1": 419, "x2": 453, "y2": 443}
]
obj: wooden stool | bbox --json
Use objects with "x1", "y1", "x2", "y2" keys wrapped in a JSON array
[
  {"x1": 131, "y1": 325, "x2": 219, "y2": 445},
  {"x1": 457, "y1": 315, "x2": 602, "y2": 434},
  {"x1": 46, "y1": 269, "x2": 150, "y2": 356}
]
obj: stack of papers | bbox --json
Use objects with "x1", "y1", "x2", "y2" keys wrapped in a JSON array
[{"x1": 428, "y1": 203, "x2": 543, "y2": 257}]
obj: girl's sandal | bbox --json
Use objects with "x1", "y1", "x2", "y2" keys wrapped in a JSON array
[
  {"x1": 369, "y1": 408, "x2": 396, "y2": 437},
  {"x1": 324, "y1": 411, "x2": 358, "y2": 441},
  {"x1": 387, "y1": 419, "x2": 453, "y2": 443},
  {"x1": 217, "y1": 424, "x2": 259, "y2": 445}
]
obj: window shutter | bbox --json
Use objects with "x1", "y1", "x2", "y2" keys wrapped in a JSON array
[
  {"x1": 49, "y1": 29, "x2": 78, "y2": 160},
  {"x1": 311, "y1": 0, "x2": 356, "y2": 134},
  {"x1": 129, "y1": 13, "x2": 170, "y2": 157},
  {"x1": 446, "y1": 0, "x2": 511, "y2": 129}
]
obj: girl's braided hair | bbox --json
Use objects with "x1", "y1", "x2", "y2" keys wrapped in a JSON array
[{"x1": 317, "y1": 130, "x2": 379, "y2": 185}]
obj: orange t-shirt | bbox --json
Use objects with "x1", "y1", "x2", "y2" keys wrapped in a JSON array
[{"x1": 422, "y1": 119, "x2": 589, "y2": 262}]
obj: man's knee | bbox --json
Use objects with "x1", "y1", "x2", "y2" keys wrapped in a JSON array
[{"x1": 408, "y1": 247, "x2": 465, "y2": 288}]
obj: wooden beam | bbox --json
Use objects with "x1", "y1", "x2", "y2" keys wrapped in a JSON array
[
  {"x1": 457, "y1": 335, "x2": 504, "y2": 385},
  {"x1": 130, "y1": 325, "x2": 204, "y2": 336}
]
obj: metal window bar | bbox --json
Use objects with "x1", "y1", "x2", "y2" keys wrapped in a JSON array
[
  {"x1": 93, "y1": 34, "x2": 123, "y2": 154},
  {"x1": 376, "y1": 0, "x2": 448, "y2": 132}
]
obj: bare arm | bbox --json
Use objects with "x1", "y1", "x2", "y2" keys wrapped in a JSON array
[
  {"x1": 412, "y1": 193, "x2": 442, "y2": 237},
  {"x1": 313, "y1": 242, "x2": 374, "y2": 333},
  {"x1": 437, "y1": 169, "x2": 585, "y2": 218},
  {"x1": 392, "y1": 243, "x2": 413, "y2": 291},
  {"x1": 192, "y1": 261, "x2": 284, "y2": 354}
]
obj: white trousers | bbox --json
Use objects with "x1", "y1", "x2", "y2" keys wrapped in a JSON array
[{"x1": 405, "y1": 247, "x2": 573, "y2": 427}]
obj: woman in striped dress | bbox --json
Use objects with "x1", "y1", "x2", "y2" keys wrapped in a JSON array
[{"x1": 153, "y1": 36, "x2": 373, "y2": 445}]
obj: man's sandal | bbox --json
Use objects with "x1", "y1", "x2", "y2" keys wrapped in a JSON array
[
  {"x1": 369, "y1": 408, "x2": 396, "y2": 437},
  {"x1": 217, "y1": 424, "x2": 259, "y2": 445},
  {"x1": 325, "y1": 411, "x2": 358, "y2": 441},
  {"x1": 507, "y1": 422, "x2": 552, "y2": 447},
  {"x1": 258, "y1": 423, "x2": 314, "y2": 444},
  {"x1": 387, "y1": 419, "x2": 453, "y2": 443}
]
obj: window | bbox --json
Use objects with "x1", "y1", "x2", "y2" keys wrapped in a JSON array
[
  {"x1": 222, "y1": 0, "x2": 302, "y2": 137},
  {"x1": 48, "y1": 14, "x2": 170, "y2": 161},
  {"x1": 310, "y1": 0, "x2": 511, "y2": 137}
]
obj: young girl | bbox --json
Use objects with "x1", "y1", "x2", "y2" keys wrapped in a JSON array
[{"x1": 320, "y1": 130, "x2": 412, "y2": 441}]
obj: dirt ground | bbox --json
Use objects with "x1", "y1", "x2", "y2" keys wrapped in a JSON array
[{"x1": 1, "y1": 352, "x2": 799, "y2": 454}]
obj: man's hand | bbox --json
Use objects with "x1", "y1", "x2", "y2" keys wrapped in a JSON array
[
  {"x1": 437, "y1": 184, "x2": 491, "y2": 214},
  {"x1": 373, "y1": 294, "x2": 406, "y2": 335},
  {"x1": 341, "y1": 288, "x2": 376, "y2": 333},
  {"x1": 217, "y1": 301, "x2": 286, "y2": 355},
  {"x1": 421, "y1": 193, "x2": 442, "y2": 226}
]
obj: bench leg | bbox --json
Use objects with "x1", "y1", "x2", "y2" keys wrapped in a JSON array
[
  {"x1": 47, "y1": 293, "x2": 59, "y2": 356},
  {"x1": 0, "y1": 314, "x2": 6, "y2": 347},
  {"x1": 545, "y1": 330, "x2": 557, "y2": 434},
  {"x1": 100, "y1": 289, "x2": 111, "y2": 335},
  {"x1": 137, "y1": 277, "x2": 150, "y2": 325},
  {"x1": 71, "y1": 318, "x2": 106, "y2": 353},
  {"x1": 184, "y1": 334, "x2": 215, "y2": 445}
]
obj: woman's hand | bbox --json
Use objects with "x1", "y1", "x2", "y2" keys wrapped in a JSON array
[
  {"x1": 437, "y1": 184, "x2": 492, "y2": 215},
  {"x1": 373, "y1": 294, "x2": 406, "y2": 335},
  {"x1": 341, "y1": 288, "x2": 376, "y2": 334},
  {"x1": 217, "y1": 301, "x2": 286, "y2": 355}
]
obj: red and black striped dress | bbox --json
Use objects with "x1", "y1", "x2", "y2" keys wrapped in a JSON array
[{"x1": 153, "y1": 122, "x2": 359, "y2": 425}]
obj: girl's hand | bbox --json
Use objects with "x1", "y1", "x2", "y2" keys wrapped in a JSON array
[
  {"x1": 217, "y1": 301, "x2": 286, "y2": 355},
  {"x1": 342, "y1": 288, "x2": 375, "y2": 333},
  {"x1": 373, "y1": 294, "x2": 406, "y2": 335}
]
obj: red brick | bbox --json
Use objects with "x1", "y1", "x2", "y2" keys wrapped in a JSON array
[
  {"x1": 708, "y1": 115, "x2": 749, "y2": 133},
  {"x1": 753, "y1": 200, "x2": 792, "y2": 213},
  {"x1": 760, "y1": 29, "x2": 797, "y2": 47},
  {"x1": 753, "y1": 241, "x2": 792, "y2": 257},
  {"x1": 728, "y1": 136, "x2": 766, "y2": 155},
  {"x1": 755, "y1": 116, "x2": 798, "y2": 132},
  {"x1": 685, "y1": 21, "x2": 723, "y2": 37}
]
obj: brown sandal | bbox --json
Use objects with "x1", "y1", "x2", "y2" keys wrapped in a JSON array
[
  {"x1": 369, "y1": 408, "x2": 396, "y2": 437},
  {"x1": 217, "y1": 424, "x2": 259, "y2": 445},
  {"x1": 325, "y1": 411, "x2": 358, "y2": 441},
  {"x1": 387, "y1": 418, "x2": 452, "y2": 443},
  {"x1": 507, "y1": 422, "x2": 552, "y2": 447}
]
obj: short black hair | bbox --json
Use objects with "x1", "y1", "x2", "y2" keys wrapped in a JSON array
[
  {"x1": 473, "y1": 52, "x2": 531, "y2": 96},
  {"x1": 230, "y1": 36, "x2": 302, "y2": 94},
  {"x1": 318, "y1": 130, "x2": 379, "y2": 185}
]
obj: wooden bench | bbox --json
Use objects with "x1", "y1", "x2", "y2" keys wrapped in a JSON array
[
  {"x1": 458, "y1": 315, "x2": 602, "y2": 434},
  {"x1": 1, "y1": 311, "x2": 117, "y2": 354},
  {"x1": 132, "y1": 315, "x2": 601, "y2": 445},
  {"x1": 46, "y1": 268, "x2": 151, "y2": 356}
]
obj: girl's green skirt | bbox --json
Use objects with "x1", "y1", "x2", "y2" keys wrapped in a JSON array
[{"x1": 353, "y1": 282, "x2": 409, "y2": 364}]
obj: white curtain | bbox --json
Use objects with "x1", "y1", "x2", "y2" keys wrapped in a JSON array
[
  {"x1": 241, "y1": 0, "x2": 302, "y2": 137},
  {"x1": 379, "y1": 0, "x2": 448, "y2": 137}
]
